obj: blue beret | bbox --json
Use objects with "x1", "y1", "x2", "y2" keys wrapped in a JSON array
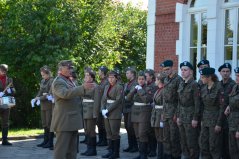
[
  {"x1": 160, "y1": 60, "x2": 173, "y2": 67},
  {"x1": 180, "y1": 61, "x2": 193, "y2": 70},
  {"x1": 200, "y1": 67, "x2": 215, "y2": 76},
  {"x1": 218, "y1": 63, "x2": 231, "y2": 72}
]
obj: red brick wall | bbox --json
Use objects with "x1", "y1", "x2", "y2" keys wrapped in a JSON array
[{"x1": 154, "y1": 0, "x2": 188, "y2": 72}]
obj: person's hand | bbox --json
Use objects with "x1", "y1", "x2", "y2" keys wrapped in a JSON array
[
  {"x1": 214, "y1": 125, "x2": 222, "y2": 133},
  {"x1": 135, "y1": 85, "x2": 142, "y2": 90},
  {"x1": 235, "y1": 131, "x2": 239, "y2": 139},
  {"x1": 192, "y1": 120, "x2": 198, "y2": 128},
  {"x1": 101, "y1": 109, "x2": 108, "y2": 118},
  {"x1": 47, "y1": 95, "x2": 53, "y2": 101},
  {"x1": 224, "y1": 106, "x2": 230, "y2": 116},
  {"x1": 176, "y1": 118, "x2": 181, "y2": 126},
  {"x1": 0, "y1": 92, "x2": 4, "y2": 97},
  {"x1": 7, "y1": 88, "x2": 11, "y2": 94}
]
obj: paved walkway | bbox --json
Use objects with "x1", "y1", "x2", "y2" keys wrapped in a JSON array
[{"x1": 0, "y1": 128, "x2": 157, "y2": 159}]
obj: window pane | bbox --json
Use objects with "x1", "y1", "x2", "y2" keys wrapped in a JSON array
[
  {"x1": 201, "y1": 47, "x2": 207, "y2": 60},
  {"x1": 190, "y1": 14, "x2": 198, "y2": 47},
  {"x1": 225, "y1": 46, "x2": 233, "y2": 64},
  {"x1": 201, "y1": 12, "x2": 207, "y2": 59},
  {"x1": 190, "y1": 0, "x2": 208, "y2": 8},
  {"x1": 190, "y1": 48, "x2": 197, "y2": 78},
  {"x1": 225, "y1": 10, "x2": 234, "y2": 45},
  {"x1": 225, "y1": 0, "x2": 239, "y2": 3}
]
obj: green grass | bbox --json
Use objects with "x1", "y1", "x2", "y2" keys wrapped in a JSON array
[{"x1": 8, "y1": 128, "x2": 43, "y2": 137}]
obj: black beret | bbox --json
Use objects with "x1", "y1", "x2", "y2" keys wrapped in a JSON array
[
  {"x1": 180, "y1": 61, "x2": 193, "y2": 70},
  {"x1": 199, "y1": 67, "x2": 215, "y2": 76},
  {"x1": 99, "y1": 66, "x2": 108, "y2": 74},
  {"x1": 160, "y1": 60, "x2": 173, "y2": 67},
  {"x1": 218, "y1": 63, "x2": 232, "y2": 72},
  {"x1": 234, "y1": 67, "x2": 239, "y2": 73},
  {"x1": 144, "y1": 69, "x2": 155, "y2": 76},
  {"x1": 58, "y1": 60, "x2": 74, "y2": 68},
  {"x1": 197, "y1": 60, "x2": 209, "y2": 68}
]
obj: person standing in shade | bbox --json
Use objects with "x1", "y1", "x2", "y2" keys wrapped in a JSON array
[
  {"x1": 80, "y1": 69, "x2": 101, "y2": 156},
  {"x1": 199, "y1": 67, "x2": 224, "y2": 159},
  {"x1": 123, "y1": 67, "x2": 138, "y2": 153},
  {"x1": 224, "y1": 67, "x2": 239, "y2": 159},
  {"x1": 126, "y1": 71, "x2": 154, "y2": 159},
  {"x1": 51, "y1": 60, "x2": 94, "y2": 159},
  {"x1": 101, "y1": 70, "x2": 123, "y2": 159},
  {"x1": 0, "y1": 64, "x2": 16, "y2": 146},
  {"x1": 36, "y1": 66, "x2": 54, "y2": 150},
  {"x1": 145, "y1": 69, "x2": 158, "y2": 157},
  {"x1": 218, "y1": 63, "x2": 235, "y2": 159},
  {"x1": 151, "y1": 73, "x2": 166, "y2": 159},
  {"x1": 160, "y1": 60, "x2": 182, "y2": 159},
  {"x1": 177, "y1": 61, "x2": 200, "y2": 159},
  {"x1": 96, "y1": 66, "x2": 109, "y2": 146}
]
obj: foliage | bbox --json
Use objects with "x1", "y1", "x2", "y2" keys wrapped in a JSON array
[{"x1": 0, "y1": 0, "x2": 146, "y2": 128}]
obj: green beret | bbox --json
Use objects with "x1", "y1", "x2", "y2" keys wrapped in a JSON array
[
  {"x1": 180, "y1": 61, "x2": 193, "y2": 70},
  {"x1": 160, "y1": 60, "x2": 173, "y2": 67},
  {"x1": 234, "y1": 67, "x2": 239, "y2": 73},
  {"x1": 200, "y1": 67, "x2": 215, "y2": 76},
  {"x1": 197, "y1": 60, "x2": 209, "y2": 68},
  {"x1": 218, "y1": 63, "x2": 231, "y2": 72}
]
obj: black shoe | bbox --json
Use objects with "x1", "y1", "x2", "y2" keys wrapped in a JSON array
[
  {"x1": 85, "y1": 146, "x2": 97, "y2": 156},
  {"x1": 129, "y1": 146, "x2": 139, "y2": 153},
  {"x1": 37, "y1": 127, "x2": 49, "y2": 147},
  {"x1": 2, "y1": 139, "x2": 12, "y2": 146},
  {"x1": 102, "y1": 140, "x2": 113, "y2": 158}
]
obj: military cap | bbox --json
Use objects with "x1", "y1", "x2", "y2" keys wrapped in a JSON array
[
  {"x1": 199, "y1": 67, "x2": 215, "y2": 76},
  {"x1": 197, "y1": 59, "x2": 210, "y2": 68},
  {"x1": 138, "y1": 70, "x2": 146, "y2": 78},
  {"x1": 218, "y1": 63, "x2": 232, "y2": 72},
  {"x1": 144, "y1": 69, "x2": 155, "y2": 76},
  {"x1": 234, "y1": 67, "x2": 239, "y2": 73},
  {"x1": 0, "y1": 64, "x2": 8, "y2": 72},
  {"x1": 99, "y1": 66, "x2": 108, "y2": 74},
  {"x1": 160, "y1": 60, "x2": 173, "y2": 67},
  {"x1": 58, "y1": 60, "x2": 73, "y2": 68},
  {"x1": 113, "y1": 68, "x2": 121, "y2": 75},
  {"x1": 180, "y1": 61, "x2": 193, "y2": 70}
]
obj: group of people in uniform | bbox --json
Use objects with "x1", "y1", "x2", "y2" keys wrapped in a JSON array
[{"x1": 5, "y1": 58, "x2": 238, "y2": 159}]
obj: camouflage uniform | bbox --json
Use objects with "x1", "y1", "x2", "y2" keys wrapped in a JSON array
[{"x1": 177, "y1": 77, "x2": 200, "y2": 159}]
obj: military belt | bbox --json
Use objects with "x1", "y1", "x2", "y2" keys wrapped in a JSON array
[
  {"x1": 107, "y1": 100, "x2": 115, "y2": 104},
  {"x1": 134, "y1": 102, "x2": 149, "y2": 106},
  {"x1": 155, "y1": 105, "x2": 163, "y2": 109},
  {"x1": 83, "y1": 99, "x2": 94, "y2": 103}
]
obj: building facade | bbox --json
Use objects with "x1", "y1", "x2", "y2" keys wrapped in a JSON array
[{"x1": 147, "y1": 0, "x2": 239, "y2": 79}]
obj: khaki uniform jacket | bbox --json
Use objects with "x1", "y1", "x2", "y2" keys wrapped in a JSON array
[
  {"x1": 82, "y1": 82, "x2": 101, "y2": 119},
  {"x1": 163, "y1": 72, "x2": 182, "y2": 119},
  {"x1": 101, "y1": 83, "x2": 123, "y2": 119},
  {"x1": 51, "y1": 75, "x2": 84, "y2": 132},
  {"x1": 201, "y1": 82, "x2": 224, "y2": 127},
  {"x1": 228, "y1": 84, "x2": 239, "y2": 131},
  {"x1": 123, "y1": 79, "x2": 137, "y2": 113},
  {"x1": 177, "y1": 77, "x2": 201, "y2": 124},
  {"x1": 127, "y1": 84, "x2": 154, "y2": 123},
  {"x1": 36, "y1": 77, "x2": 54, "y2": 111},
  {"x1": 151, "y1": 88, "x2": 164, "y2": 127}
]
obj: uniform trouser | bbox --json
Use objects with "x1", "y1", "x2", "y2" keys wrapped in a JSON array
[
  {"x1": 222, "y1": 127, "x2": 230, "y2": 159},
  {"x1": 133, "y1": 122, "x2": 151, "y2": 142},
  {"x1": 104, "y1": 119, "x2": 121, "y2": 140},
  {"x1": 163, "y1": 118, "x2": 181, "y2": 158},
  {"x1": 124, "y1": 112, "x2": 135, "y2": 137},
  {"x1": 96, "y1": 113, "x2": 106, "y2": 137},
  {"x1": 41, "y1": 109, "x2": 52, "y2": 129},
  {"x1": 154, "y1": 127, "x2": 163, "y2": 142},
  {"x1": 0, "y1": 108, "x2": 10, "y2": 128},
  {"x1": 179, "y1": 123, "x2": 199, "y2": 159},
  {"x1": 54, "y1": 131, "x2": 78, "y2": 159},
  {"x1": 229, "y1": 131, "x2": 239, "y2": 159},
  {"x1": 84, "y1": 119, "x2": 96, "y2": 137},
  {"x1": 200, "y1": 125, "x2": 222, "y2": 159}
]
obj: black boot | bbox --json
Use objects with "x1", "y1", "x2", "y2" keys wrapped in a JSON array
[
  {"x1": 37, "y1": 127, "x2": 49, "y2": 147},
  {"x1": 109, "y1": 139, "x2": 120, "y2": 159},
  {"x1": 129, "y1": 135, "x2": 138, "y2": 153},
  {"x1": 140, "y1": 142, "x2": 148, "y2": 159},
  {"x1": 42, "y1": 132, "x2": 54, "y2": 150},
  {"x1": 148, "y1": 135, "x2": 157, "y2": 157},
  {"x1": 81, "y1": 135, "x2": 89, "y2": 156},
  {"x1": 157, "y1": 142, "x2": 163, "y2": 159},
  {"x1": 102, "y1": 139, "x2": 113, "y2": 158},
  {"x1": 123, "y1": 134, "x2": 132, "y2": 152},
  {"x1": 98, "y1": 134, "x2": 108, "y2": 146},
  {"x1": 2, "y1": 128, "x2": 12, "y2": 146},
  {"x1": 85, "y1": 137, "x2": 97, "y2": 156}
]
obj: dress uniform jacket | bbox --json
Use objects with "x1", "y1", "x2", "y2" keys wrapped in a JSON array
[
  {"x1": 82, "y1": 82, "x2": 101, "y2": 119},
  {"x1": 36, "y1": 77, "x2": 54, "y2": 111},
  {"x1": 151, "y1": 88, "x2": 164, "y2": 127},
  {"x1": 123, "y1": 79, "x2": 137, "y2": 113},
  {"x1": 51, "y1": 75, "x2": 84, "y2": 132},
  {"x1": 101, "y1": 83, "x2": 123, "y2": 119},
  {"x1": 127, "y1": 84, "x2": 154, "y2": 123},
  {"x1": 177, "y1": 77, "x2": 201, "y2": 124}
]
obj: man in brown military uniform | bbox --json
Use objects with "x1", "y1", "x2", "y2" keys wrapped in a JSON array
[
  {"x1": 161, "y1": 60, "x2": 182, "y2": 159},
  {"x1": 218, "y1": 63, "x2": 235, "y2": 159},
  {"x1": 51, "y1": 60, "x2": 94, "y2": 159},
  {"x1": 177, "y1": 61, "x2": 200, "y2": 159},
  {"x1": 96, "y1": 66, "x2": 108, "y2": 146},
  {"x1": 0, "y1": 64, "x2": 16, "y2": 146},
  {"x1": 123, "y1": 67, "x2": 138, "y2": 153}
]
